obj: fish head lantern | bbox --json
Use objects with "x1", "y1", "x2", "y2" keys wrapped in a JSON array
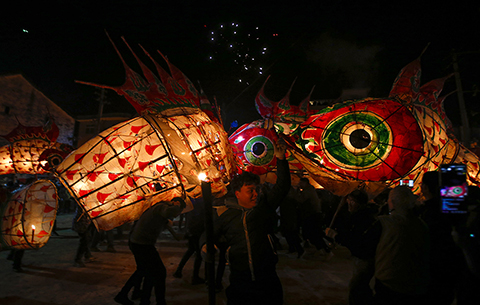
[
  {"x1": 0, "y1": 119, "x2": 73, "y2": 175},
  {"x1": 228, "y1": 119, "x2": 306, "y2": 185},
  {"x1": 238, "y1": 54, "x2": 480, "y2": 197}
]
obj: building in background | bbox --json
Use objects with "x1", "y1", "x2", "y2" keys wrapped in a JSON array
[
  {"x1": 0, "y1": 74, "x2": 75, "y2": 146},
  {"x1": 75, "y1": 113, "x2": 135, "y2": 147}
]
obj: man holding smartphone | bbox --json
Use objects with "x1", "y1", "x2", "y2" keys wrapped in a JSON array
[{"x1": 420, "y1": 171, "x2": 463, "y2": 305}]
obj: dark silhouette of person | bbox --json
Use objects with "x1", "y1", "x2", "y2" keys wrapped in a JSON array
[
  {"x1": 419, "y1": 171, "x2": 464, "y2": 305},
  {"x1": 91, "y1": 229, "x2": 116, "y2": 253},
  {"x1": 374, "y1": 186, "x2": 430, "y2": 305},
  {"x1": 72, "y1": 206, "x2": 95, "y2": 267},
  {"x1": 7, "y1": 249, "x2": 25, "y2": 272},
  {"x1": 297, "y1": 178, "x2": 331, "y2": 255},
  {"x1": 280, "y1": 185, "x2": 304, "y2": 258},
  {"x1": 114, "y1": 197, "x2": 186, "y2": 305},
  {"x1": 210, "y1": 196, "x2": 230, "y2": 293},
  {"x1": 327, "y1": 189, "x2": 380, "y2": 305},
  {"x1": 454, "y1": 189, "x2": 480, "y2": 305},
  {"x1": 173, "y1": 196, "x2": 206, "y2": 285}
]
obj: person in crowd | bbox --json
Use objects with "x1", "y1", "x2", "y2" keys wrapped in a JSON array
[
  {"x1": 173, "y1": 196, "x2": 206, "y2": 285},
  {"x1": 72, "y1": 205, "x2": 96, "y2": 267},
  {"x1": 280, "y1": 184, "x2": 304, "y2": 258},
  {"x1": 214, "y1": 235, "x2": 228, "y2": 292},
  {"x1": 114, "y1": 197, "x2": 186, "y2": 305},
  {"x1": 1, "y1": 185, "x2": 26, "y2": 272},
  {"x1": 7, "y1": 249, "x2": 25, "y2": 272},
  {"x1": 211, "y1": 196, "x2": 230, "y2": 293},
  {"x1": 316, "y1": 188, "x2": 339, "y2": 231},
  {"x1": 455, "y1": 194, "x2": 480, "y2": 305},
  {"x1": 260, "y1": 180, "x2": 284, "y2": 251},
  {"x1": 419, "y1": 171, "x2": 464, "y2": 305},
  {"x1": 91, "y1": 229, "x2": 117, "y2": 253},
  {"x1": 297, "y1": 177, "x2": 331, "y2": 256},
  {"x1": 206, "y1": 138, "x2": 290, "y2": 305},
  {"x1": 373, "y1": 188, "x2": 391, "y2": 216},
  {"x1": 374, "y1": 185, "x2": 430, "y2": 305},
  {"x1": 326, "y1": 189, "x2": 381, "y2": 305}
]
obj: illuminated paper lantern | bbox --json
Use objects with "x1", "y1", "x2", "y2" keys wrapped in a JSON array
[
  {"x1": 0, "y1": 120, "x2": 73, "y2": 175},
  {"x1": 56, "y1": 35, "x2": 236, "y2": 231},
  {"x1": 237, "y1": 56, "x2": 480, "y2": 197},
  {"x1": 0, "y1": 180, "x2": 58, "y2": 251},
  {"x1": 228, "y1": 120, "x2": 305, "y2": 186},
  {"x1": 229, "y1": 120, "x2": 279, "y2": 175},
  {"x1": 56, "y1": 110, "x2": 234, "y2": 231}
]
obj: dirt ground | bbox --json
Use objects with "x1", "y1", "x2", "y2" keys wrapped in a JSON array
[{"x1": 0, "y1": 213, "x2": 352, "y2": 305}]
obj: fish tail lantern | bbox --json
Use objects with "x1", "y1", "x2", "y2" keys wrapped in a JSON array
[
  {"x1": 0, "y1": 180, "x2": 58, "y2": 251},
  {"x1": 0, "y1": 119, "x2": 73, "y2": 175},
  {"x1": 55, "y1": 34, "x2": 236, "y2": 231}
]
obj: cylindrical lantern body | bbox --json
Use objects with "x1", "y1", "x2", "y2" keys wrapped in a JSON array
[
  {"x1": 56, "y1": 108, "x2": 236, "y2": 231},
  {"x1": 0, "y1": 180, "x2": 58, "y2": 251}
]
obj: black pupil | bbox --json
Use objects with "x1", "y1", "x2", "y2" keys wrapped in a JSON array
[
  {"x1": 349, "y1": 129, "x2": 371, "y2": 149},
  {"x1": 252, "y1": 142, "x2": 266, "y2": 156}
]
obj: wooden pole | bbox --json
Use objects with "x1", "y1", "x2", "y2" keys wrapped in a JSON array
[
  {"x1": 452, "y1": 51, "x2": 471, "y2": 145},
  {"x1": 201, "y1": 180, "x2": 216, "y2": 305}
]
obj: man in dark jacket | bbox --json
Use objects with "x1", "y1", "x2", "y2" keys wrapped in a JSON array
[
  {"x1": 115, "y1": 198, "x2": 186, "y2": 305},
  {"x1": 419, "y1": 171, "x2": 463, "y2": 305},
  {"x1": 374, "y1": 186, "x2": 430, "y2": 305},
  {"x1": 211, "y1": 139, "x2": 290, "y2": 305},
  {"x1": 173, "y1": 196, "x2": 206, "y2": 285},
  {"x1": 327, "y1": 189, "x2": 381, "y2": 305}
]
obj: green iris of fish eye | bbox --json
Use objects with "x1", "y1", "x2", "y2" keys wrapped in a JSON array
[
  {"x1": 244, "y1": 136, "x2": 275, "y2": 166},
  {"x1": 323, "y1": 113, "x2": 391, "y2": 168}
]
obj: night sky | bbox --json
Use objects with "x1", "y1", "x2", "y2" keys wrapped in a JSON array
[{"x1": 1, "y1": 1, "x2": 479, "y2": 129}]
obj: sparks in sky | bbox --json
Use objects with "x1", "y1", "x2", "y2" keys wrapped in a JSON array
[{"x1": 205, "y1": 22, "x2": 279, "y2": 87}]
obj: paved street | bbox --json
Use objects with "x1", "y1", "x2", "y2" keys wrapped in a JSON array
[{"x1": 0, "y1": 213, "x2": 352, "y2": 305}]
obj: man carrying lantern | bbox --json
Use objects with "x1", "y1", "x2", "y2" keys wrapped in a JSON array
[
  {"x1": 207, "y1": 138, "x2": 290, "y2": 305},
  {"x1": 114, "y1": 197, "x2": 186, "y2": 305}
]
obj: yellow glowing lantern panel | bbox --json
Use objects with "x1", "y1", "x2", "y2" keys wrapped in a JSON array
[{"x1": 56, "y1": 110, "x2": 234, "y2": 231}]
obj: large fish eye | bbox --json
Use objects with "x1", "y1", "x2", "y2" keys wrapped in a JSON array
[
  {"x1": 252, "y1": 142, "x2": 266, "y2": 157},
  {"x1": 324, "y1": 113, "x2": 390, "y2": 169},
  {"x1": 48, "y1": 155, "x2": 63, "y2": 167},
  {"x1": 244, "y1": 135, "x2": 275, "y2": 166},
  {"x1": 300, "y1": 99, "x2": 424, "y2": 181},
  {"x1": 349, "y1": 129, "x2": 371, "y2": 149}
]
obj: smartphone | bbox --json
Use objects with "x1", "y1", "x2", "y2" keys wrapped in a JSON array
[
  {"x1": 439, "y1": 164, "x2": 468, "y2": 214},
  {"x1": 399, "y1": 179, "x2": 414, "y2": 188}
]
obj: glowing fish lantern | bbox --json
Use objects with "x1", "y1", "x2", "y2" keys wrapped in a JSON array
[
  {"x1": 235, "y1": 56, "x2": 480, "y2": 196},
  {"x1": 0, "y1": 119, "x2": 73, "y2": 175},
  {"x1": 0, "y1": 180, "x2": 58, "y2": 251},
  {"x1": 55, "y1": 35, "x2": 236, "y2": 231},
  {"x1": 229, "y1": 77, "x2": 313, "y2": 177},
  {"x1": 229, "y1": 119, "x2": 306, "y2": 182},
  {"x1": 229, "y1": 120, "x2": 280, "y2": 175}
]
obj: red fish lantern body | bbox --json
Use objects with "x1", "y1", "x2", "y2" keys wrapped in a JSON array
[
  {"x1": 228, "y1": 120, "x2": 307, "y2": 187},
  {"x1": 229, "y1": 120, "x2": 279, "y2": 175},
  {"x1": 234, "y1": 57, "x2": 480, "y2": 196}
]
